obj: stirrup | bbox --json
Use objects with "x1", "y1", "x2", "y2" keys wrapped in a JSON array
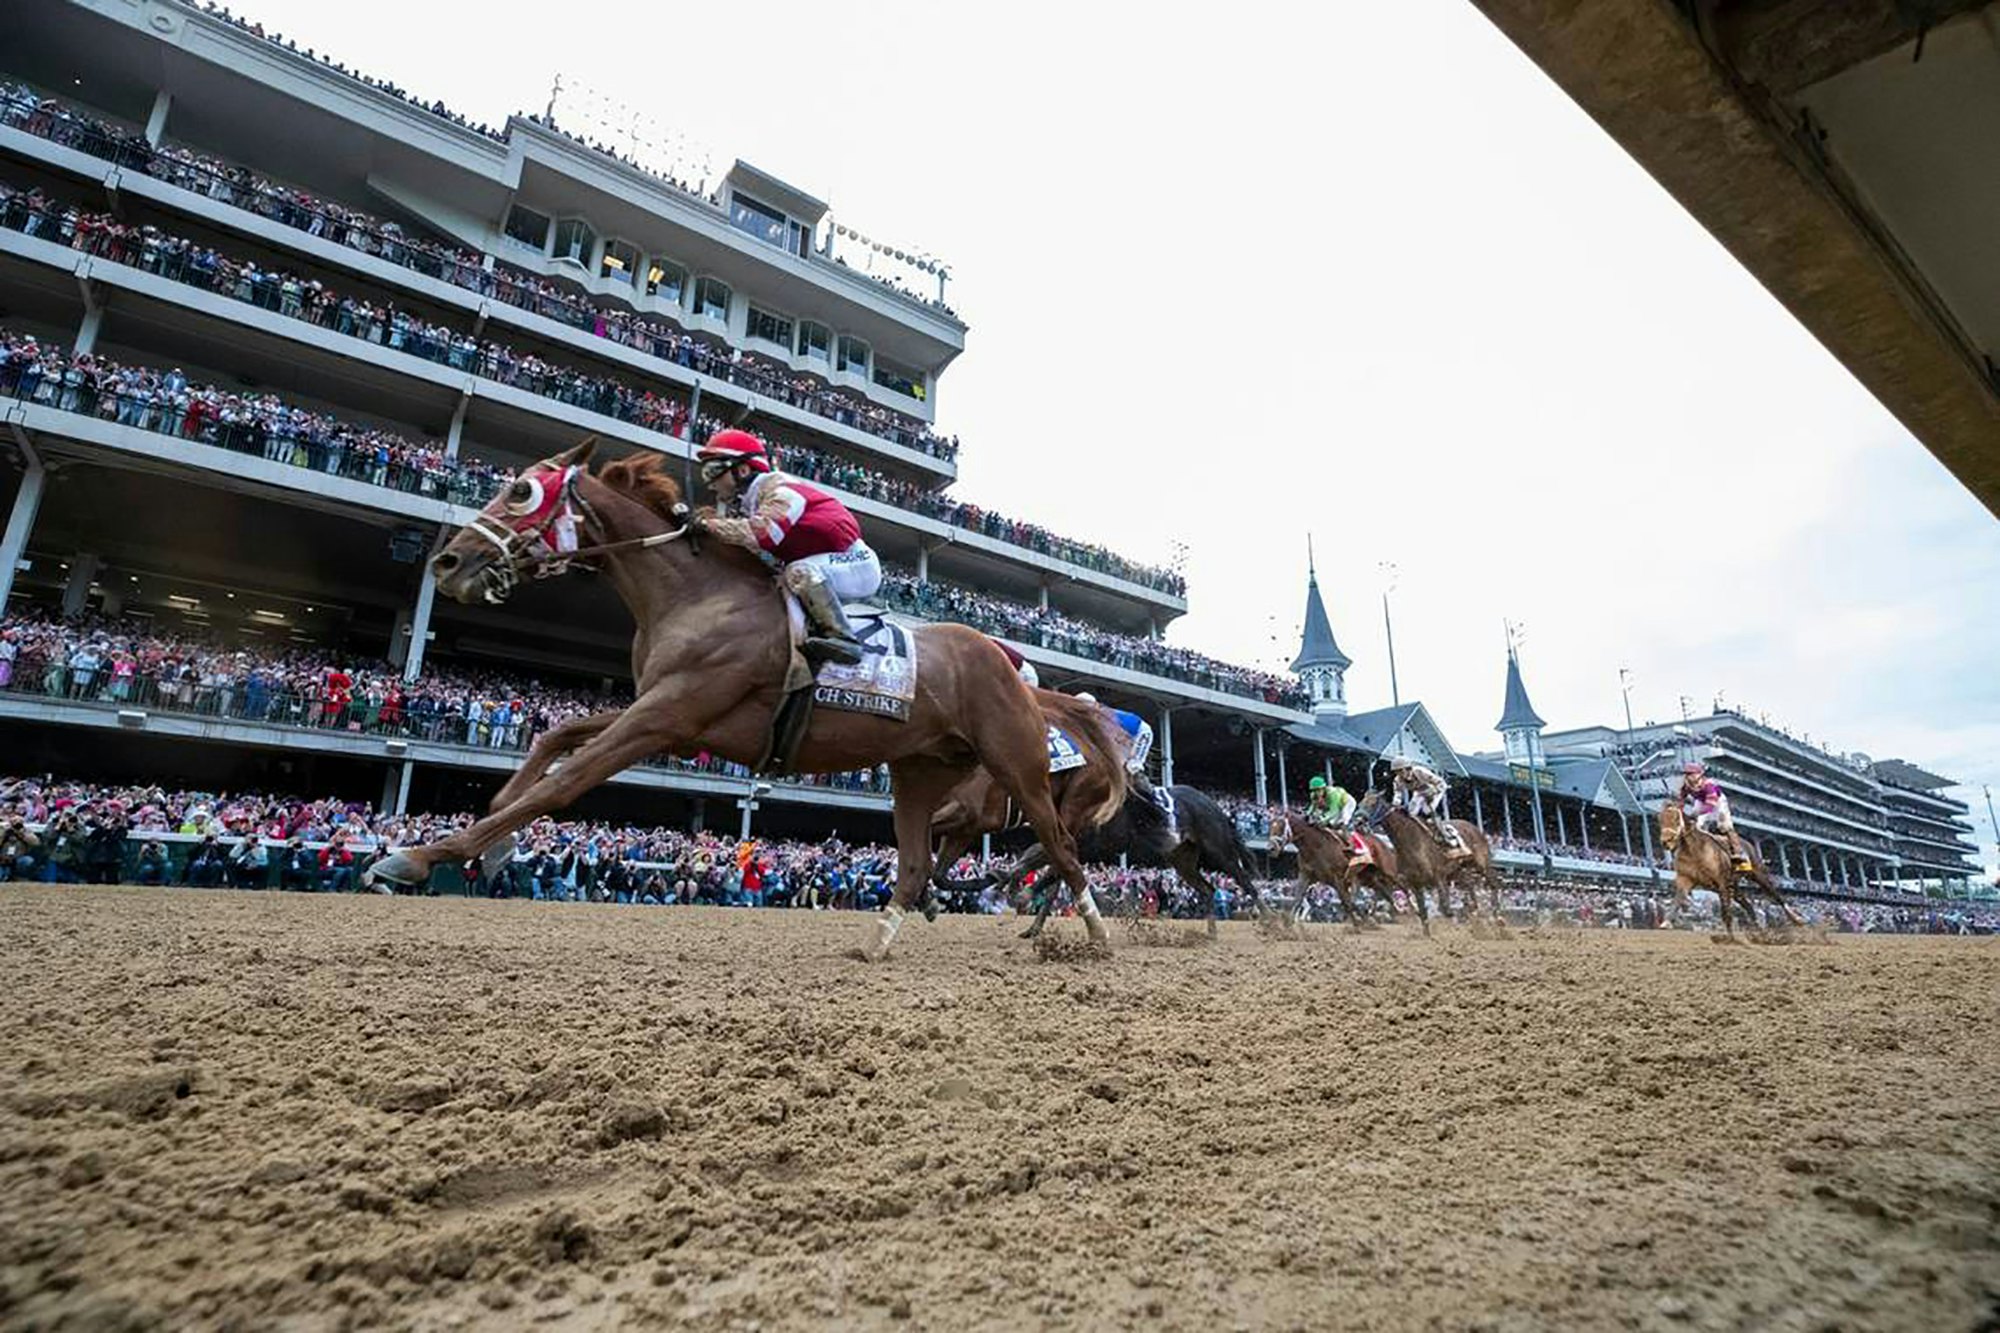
[{"x1": 801, "y1": 634, "x2": 863, "y2": 667}]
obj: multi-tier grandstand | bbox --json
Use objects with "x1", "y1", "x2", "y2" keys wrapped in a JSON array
[{"x1": 0, "y1": 0, "x2": 1986, "y2": 903}]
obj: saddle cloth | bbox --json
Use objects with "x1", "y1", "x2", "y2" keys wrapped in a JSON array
[
  {"x1": 784, "y1": 596, "x2": 918, "y2": 721},
  {"x1": 1046, "y1": 725, "x2": 1089, "y2": 774}
]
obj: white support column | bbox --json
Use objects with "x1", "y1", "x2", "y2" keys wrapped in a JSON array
[
  {"x1": 61, "y1": 552, "x2": 100, "y2": 619},
  {"x1": 1554, "y1": 801, "x2": 1568, "y2": 846},
  {"x1": 1037, "y1": 581, "x2": 1050, "y2": 612},
  {"x1": 1620, "y1": 813, "x2": 1633, "y2": 856},
  {"x1": 381, "y1": 761, "x2": 413, "y2": 815},
  {"x1": 402, "y1": 574, "x2": 436, "y2": 682},
  {"x1": 1472, "y1": 785, "x2": 1485, "y2": 832},
  {"x1": 1252, "y1": 727, "x2": 1268, "y2": 808},
  {"x1": 1778, "y1": 842, "x2": 1792, "y2": 877},
  {"x1": 1579, "y1": 803, "x2": 1591, "y2": 851},
  {"x1": 916, "y1": 543, "x2": 929, "y2": 583},
  {"x1": 444, "y1": 388, "x2": 472, "y2": 458},
  {"x1": 0, "y1": 441, "x2": 47, "y2": 612},
  {"x1": 1275, "y1": 740, "x2": 1289, "y2": 810},
  {"x1": 75, "y1": 302, "x2": 105, "y2": 357},
  {"x1": 1159, "y1": 707, "x2": 1175, "y2": 788},
  {"x1": 144, "y1": 89, "x2": 172, "y2": 147}
]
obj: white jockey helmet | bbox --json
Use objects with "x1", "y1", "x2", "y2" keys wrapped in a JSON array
[
  {"x1": 1389, "y1": 756, "x2": 1413, "y2": 771},
  {"x1": 1075, "y1": 692, "x2": 1096, "y2": 704}
]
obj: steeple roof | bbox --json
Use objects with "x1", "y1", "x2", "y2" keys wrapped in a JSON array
[
  {"x1": 1496, "y1": 650, "x2": 1546, "y2": 732},
  {"x1": 1292, "y1": 552, "x2": 1350, "y2": 672}
]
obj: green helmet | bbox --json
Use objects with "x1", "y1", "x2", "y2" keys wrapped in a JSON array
[{"x1": 1308, "y1": 775, "x2": 1328, "y2": 791}]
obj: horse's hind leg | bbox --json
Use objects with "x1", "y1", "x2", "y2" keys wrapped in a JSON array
[{"x1": 983, "y1": 725, "x2": 1107, "y2": 948}]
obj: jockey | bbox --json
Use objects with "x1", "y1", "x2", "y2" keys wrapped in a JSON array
[
  {"x1": 1677, "y1": 760, "x2": 1747, "y2": 864},
  {"x1": 695, "y1": 428, "x2": 880, "y2": 666},
  {"x1": 991, "y1": 637, "x2": 1040, "y2": 689},
  {"x1": 1306, "y1": 774, "x2": 1368, "y2": 860},
  {"x1": 1078, "y1": 693, "x2": 1175, "y2": 834},
  {"x1": 1390, "y1": 755, "x2": 1467, "y2": 857}
]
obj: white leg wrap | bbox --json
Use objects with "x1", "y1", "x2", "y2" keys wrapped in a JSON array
[
  {"x1": 868, "y1": 904, "x2": 906, "y2": 959},
  {"x1": 1076, "y1": 888, "x2": 1108, "y2": 943}
]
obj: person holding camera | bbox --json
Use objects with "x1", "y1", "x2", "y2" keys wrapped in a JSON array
[
  {"x1": 279, "y1": 835, "x2": 316, "y2": 892},
  {"x1": 2, "y1": 815, "x2": 41, "y2": 880},
  {"x1": 182, "y1": 833, "x2": 227, "y2": 888},
  {"x1": 317, "y1": 833, "x2": 355, "y2": 893},
  {"x1": 134, "y1": 837, "x2": 170, "y2": 886},
  {"x1": 42, "y1": 811, "x2": 84, "y2": 884},
  {"x1": 228, "y1": 832, "x2": 269, "y2": 890}
]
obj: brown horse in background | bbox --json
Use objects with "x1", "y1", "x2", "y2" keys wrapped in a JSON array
[
  {"x1": 1268, "y1": 809, "x2": 1402, "y2": 927},
  {"x1": 926, "y1": 690, "x2": 1130, "y2": 910},
  {"x1": 368, "y1": 441, "x2": 1129, "y2": 960},
  {"x1": 1659, "y1": 804, "x2": 1803, "y2": 937},
  {"x1": 1358, "y1": 790, "x2": 1504, "y2": 930}
]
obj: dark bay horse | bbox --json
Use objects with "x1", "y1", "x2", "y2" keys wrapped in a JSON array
[
  {"x1": 1357, "y1": 790, "x2": 1504, "y2": 930},
  {"x1": 1267, "y1": 809, "x2": 1402, "y2": 927},
  {"x1": 1659, "y1": 804, "x2": 1802, "y2": 937},
  {"x1": 936, "y1": 776, "x2": 1262, "y2": 938},
  {"x1": 367, "y1": 442, "x2": 1128, "y2": 959}
]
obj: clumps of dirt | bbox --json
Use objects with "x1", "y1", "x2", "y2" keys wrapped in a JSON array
[
  {"x1": 1745, "y1": 924, "x2": 1835, "y2": 947},
  {"x1": 1033, "y1": 932, "x2": 1111, "y2": 963},
  {"x1": 1126, "y1": 919, "x2": 1210, "y2": 949},
  {"x1": 1465, "y1": 917, "x2": 1514, "y2": 941},
  {"x1": 10, "y1": 1068, "x2": 195, "y2": 1121},
  {"x1": 1254, "y1": 912, "x2": 1311, "y2": 942}
]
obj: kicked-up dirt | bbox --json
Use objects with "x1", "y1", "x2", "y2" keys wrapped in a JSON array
[{"x1": 0, "y1": 884, "x2": 1996, "y2": 1331}]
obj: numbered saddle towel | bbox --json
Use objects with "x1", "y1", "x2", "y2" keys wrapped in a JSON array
[
  {"x1": 785, "y1": 598, "x2": 918, "y2": 721},
  {"x1": 1046, "y1": 725, "x2": 1089, "y2": 774}
]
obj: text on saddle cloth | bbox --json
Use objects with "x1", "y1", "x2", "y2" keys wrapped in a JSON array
[
  {"x1": 1046, "y1": 725, "x2": 1089, "y2": 774},
  {"x1": 784, "y1": 594, "x2": 918, "y2": 721}
]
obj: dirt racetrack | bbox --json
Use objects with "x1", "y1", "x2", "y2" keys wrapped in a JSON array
[{"x1": 1, "y1": 886, "x2": 1996, "y2": 1332}]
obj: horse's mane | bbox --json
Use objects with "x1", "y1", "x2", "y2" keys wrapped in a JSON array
[{"x1": 595, "y1": 451, "x2": 685, "y2": 519}]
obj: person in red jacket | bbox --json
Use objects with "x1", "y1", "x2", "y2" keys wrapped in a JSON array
[{"x1": 695, "y1": 428, "x2": 881, "y2": 665}]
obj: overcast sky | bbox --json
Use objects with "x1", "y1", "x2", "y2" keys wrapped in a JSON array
[{"x1": 237, "y1": 0, "x2": 1999, "y2": 876}]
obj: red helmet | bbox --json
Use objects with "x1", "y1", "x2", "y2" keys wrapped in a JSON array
[{"x1": 696, "y1": 428, "x2": 772, "y2": 475}]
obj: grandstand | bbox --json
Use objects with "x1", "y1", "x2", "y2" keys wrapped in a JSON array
[{"x1": 0, "y1": 0, "x2": 1297, "y2": 844}]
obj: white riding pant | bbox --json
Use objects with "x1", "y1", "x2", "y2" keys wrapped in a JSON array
[
  {"x1": 791, "y1": 540, "x2": 882, "y2": 602},
  {"x1": 1127, "y1": 721, "x2": 1154, "y2": 774}
]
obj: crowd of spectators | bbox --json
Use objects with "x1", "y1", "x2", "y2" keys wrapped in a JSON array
[
  {"x1": 0, "y1": 611, "x2": 890, "y2": 795},
  {"x1": 6, "y1": 772, "x2": 1992, "y2": 931},
  {"x1": 0, "y1": 328, "x2": 506, "y2": 505},
  {"x1": 878, "y1": 573, "x2": 1295, "y2": 705},
  {"x1": 0, "y1": 178, "x2": 1183, "y2": 594},
  {"x1": 1490, "y1": 833, "x2": 1652, "y2": 867},
  {"x1": 0, "y1": 81, "x2": 957, "y2": 450}
]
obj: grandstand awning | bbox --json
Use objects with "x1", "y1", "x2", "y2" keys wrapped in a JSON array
[
  {"x1": 1286, "y1": 702, "x2": 1468, "y2": 778},
  {"x1": 1468, "y1": 0, "x2": 2000, "y2": 517}
]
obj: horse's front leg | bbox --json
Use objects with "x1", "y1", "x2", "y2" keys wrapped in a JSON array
[
  {"x1": 370, "y1": 702, "x2": 684, "y2": 887},
  {"x1": 489, "y1": 710, "x2": 624, "y2": 813}
]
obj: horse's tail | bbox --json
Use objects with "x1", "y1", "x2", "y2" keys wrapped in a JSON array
[{"x1": 1033, "y1": 689, "x2": 1129, "y2": 833}]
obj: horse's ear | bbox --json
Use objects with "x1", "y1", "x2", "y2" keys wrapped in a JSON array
[{"x1": 557, "y1": 436, "x2": 599, "y2": 470}]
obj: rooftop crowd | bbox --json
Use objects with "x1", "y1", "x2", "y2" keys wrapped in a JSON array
[{"x1": 0, "y1": 175, "x2": 1183, "y2": 594}]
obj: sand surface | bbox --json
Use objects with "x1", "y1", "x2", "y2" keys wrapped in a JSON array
[{"x1": 0, "y1": 885, "x2": 1995, "y2": 1332}]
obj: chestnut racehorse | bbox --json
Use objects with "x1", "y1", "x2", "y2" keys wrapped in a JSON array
[
  {"x1": 1267, "y1": 809, "x2": 1401, "y2": 926},
  {"x1": 1659, "y1": 803, "x2": 1802, "y2": 937},
  {"x1": 1357, "y1": 790, "x2": 1504, "y2": 930},
  {"x1": 367, "y1": 442, "x2": 1127, "y2": 959}
]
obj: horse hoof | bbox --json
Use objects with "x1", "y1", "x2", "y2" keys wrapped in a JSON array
[
  {"x1": 367, "y1": 851, "x2": 427, "y2": 889},
  {"x1": 477, "y1": 834, "x2": 517, "y2": 883}
]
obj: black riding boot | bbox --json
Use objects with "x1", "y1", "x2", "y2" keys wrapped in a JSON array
[{"x1": 796, "y1": 576, "x2": 864, "y2": 667}]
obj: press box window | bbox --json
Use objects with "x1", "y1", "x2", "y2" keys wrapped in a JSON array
[
  {"x1": 503, "y1": 205, "x2": 550, "y2": 252},
  {"x1": 837, "y1": 336, "x2": 869, "y2": 376},
  {"x1": 692, "y1": 277, "x2": 732, "y2": 320},
  {"x1": 551, "y1": 217, "x2": 596, "y2": 266},
  {"x1": 646, "y1": 258, "x2": 686, "y2": 301},
  {"x1": 797, "y1": 322, "x2": 832, "y2": 364},
  {"x1": 728, "y1": 192, "x2": 789, "y2": 249},
  {"x1": 746, "y1": 307, "x2": 793, "y2": 348},
  {"x1": 599, "y1": 239, "x2": 640, "y2": 284},
  {"x1": 873, "y1": 356, "x2": 924, "y2": 400}
]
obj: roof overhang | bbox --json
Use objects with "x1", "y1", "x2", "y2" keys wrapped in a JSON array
[{"x1": 1468, "y1": 0, "x2": 2000, "y2": 516}]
